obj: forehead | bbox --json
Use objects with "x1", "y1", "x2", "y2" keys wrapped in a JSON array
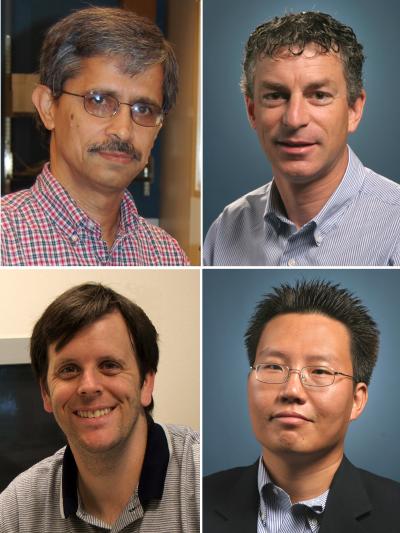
[
  {"x1": 48, "y1": 311, "x2": 136, "y2": 362},
  {"x1": 256, "y1": 313, "x2": 352, "y2": 365},
  {"x1": 65, "y1": 55, "x2": 164, "y2": 102},
  {"x1": 254, "y1": 43, "x2": 345, "y2": 86}
]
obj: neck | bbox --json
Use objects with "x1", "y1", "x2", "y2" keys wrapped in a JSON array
[
  {"x1": 49, "y1": 157, "x2": 123, "y2": 249},
  {"x1": 71, "y1": 413, "x2": 148, "y2": 526},
  {"x1": 273, "y1": 148, "x2": 349, "y2": 229},
  {"x1": 262, "y1": 448, "x2": 343, "y2": 503}
]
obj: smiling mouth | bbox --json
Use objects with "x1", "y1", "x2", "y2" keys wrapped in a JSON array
[{"x1": 75, "y1": 407, "x2": 115, "y2": 419}]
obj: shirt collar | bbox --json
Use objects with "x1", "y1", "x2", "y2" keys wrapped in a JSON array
[
  {"x1": 264, "y1": 146, "x2": 366, "y2": 243},
  {"x1": 60, "y1": 417, "x2": 170, "y2": 519},
  {"x1": 33, "y1": 163, "x2": 140, "y2": 239},
  {"x1": 257, "y1": 457, "x2": 329, "y2": 524}
]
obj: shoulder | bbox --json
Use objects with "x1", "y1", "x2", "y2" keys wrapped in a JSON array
[
  {"x1": 0, "y1": 447, "x2": 65, "y2": 511},
  {"x1": 163, "y1": 424, "x2": 199, "y2": 456},
  {"x1": 356, "y1": 465, "x2": 400, "y2": 500},
  {"x1": 218, "y1": 183, "x2": 272, "y2": 220},
  {"x1": 133, "y1": 216, "x2": 189, "y2": 266},
  {"x1": 204, "y1": 464, "x2": 257, "y2": 498},
  {"x1": 1, "y1": 188, "x2": 34, "y2": 216},
  {"x1": 361, "y1": 167, "x2": 400, "y2": 206}
]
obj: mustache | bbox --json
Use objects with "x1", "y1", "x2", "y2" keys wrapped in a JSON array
[{"x1": 88, "y1": 139, "x2": 142, "y2": 161}]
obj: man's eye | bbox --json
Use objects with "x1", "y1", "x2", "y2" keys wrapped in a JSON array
[
  {"x1": 58, "y1": 365, "x2": 79, "y2": 378},
  {"x1": 100, "y1": 360, "x2": 122, "y2": 373},
  {"x1": 133, "y1": 103, "x2": 154, "y2": 116},
  {"x1": 89, "y1": 93, "x2": 109, "y2": 106},
  {"x1": 263, "y1": 364, "x2": 283, "y2": 371},
  {"x1": 264, "y1": 92, "x2": 285, "y2": 101},
  {"x1": 310, "y1": 92, "x2": 333, "y2": 104},
  {"x1": 311, "y1": 367, "x2": 332, "y2": 375}
]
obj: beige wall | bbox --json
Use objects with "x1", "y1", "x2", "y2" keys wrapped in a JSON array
[{"x1": 0, "y1": 269, "x2": 200, "y2": 430}]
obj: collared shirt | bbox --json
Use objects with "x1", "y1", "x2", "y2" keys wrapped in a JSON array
[
  {"x1": 0, "y1": 421, "x2": 200, "y2": 533},
  {"x1": 257, "y1": 458, "x2": 328, "y2": 533},
  {"x1": 1, "y1": 164, "x2": 189, "y2": 266},
  {"x1": 204, "y1": 147, "x2": 400, "y2": 266}
]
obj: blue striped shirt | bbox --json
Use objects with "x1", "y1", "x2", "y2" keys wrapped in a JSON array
[
  {"x1": 204, "y1": 147, "x2": 400, "y2": 266},
  {"x1": 257, "y1": 458, "x2": 328, "y2": 533}
]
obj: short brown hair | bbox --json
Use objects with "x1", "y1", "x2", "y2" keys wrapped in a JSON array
[{"x1": 30, "y1": 283, "x2": 159, "y2": 413}]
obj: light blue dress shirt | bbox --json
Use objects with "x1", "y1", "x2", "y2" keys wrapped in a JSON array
[
  {"x1": 204, "y1": 147, "x2": 400, "y2": 266},
  {"x1": 257, "y1": 458, "x2": 328, "y2": 533}
]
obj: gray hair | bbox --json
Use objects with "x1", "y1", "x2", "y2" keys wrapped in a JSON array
[
  {"x1": 240, "y1": 11, "x2": 364, "y2": 106},
  {"x1": 39, "y1": 6, "x2": 178, "y2": 113}
]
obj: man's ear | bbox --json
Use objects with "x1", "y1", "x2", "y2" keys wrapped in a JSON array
[
  {"x1": 245, "y1": 95, "x2": 257, "y2": 129},
  {"x1": 40, "y1": 379, "x2": 53, "y2": 414},
  {"x1": 140, "y1": 372, "x2": 156, "y2": 408},
  {"x1": 32, "y1": 84, "x2": 57, "y2": 131},
  {"x1": 350, "y1": 382, "x2": 368, "y2": 422},
  {"x1": 348, "y1": 89, "x2": 366, "y2": 134}
]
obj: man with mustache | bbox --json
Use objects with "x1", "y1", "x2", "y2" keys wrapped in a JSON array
[
  {"x1": 204, "y1": 279, "x2": 400, "y2": 532},
  {"x1": 1, "y1": 7, "x2": 189, "y2": 266},
  {"x1": 204, "y1": 12, "x2": 400, "y2": 266},
  {"x1": 0, "y1": 283, "x2": 199, "y2": 531}
]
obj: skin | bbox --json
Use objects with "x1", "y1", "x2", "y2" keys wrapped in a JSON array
[
  {"x1": 41, "y1": 311, "x2": 155, "y2": 523},
  {"x1": 245, "y1": 44, "x2": 366, "y2": 228},
  {"x1": 32, "y1": 56, "x2": 163, "y2": 246},
  {"x1": 248, "y1": 312, "x2": 368, "y2": 502}
]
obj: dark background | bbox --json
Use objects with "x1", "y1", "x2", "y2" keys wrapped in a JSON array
[
  {"x1": 203, "y1": 0, "x2": 400, "y2": 235},
  {"x1": 0, "y1": 364, "x2": 65, "y2": 491}
]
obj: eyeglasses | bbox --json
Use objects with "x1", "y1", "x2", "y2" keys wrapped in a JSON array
[
  {"x1": 60, "y1": 90, "x2": 164, "y2": 127},
  {"x1": 251, "y1": 364, "x2": 356, "y2": 387}
]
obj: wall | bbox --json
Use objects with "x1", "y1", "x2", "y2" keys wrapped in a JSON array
[{"x1": 0, "y1": 269, "x2": 200, "y2": 430}]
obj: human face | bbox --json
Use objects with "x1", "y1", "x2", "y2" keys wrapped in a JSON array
[
  {"x1": 248, "y1": 313, "x2": 367, "y2": 463},
  {"x1": 245, "y1": 44, "x2": 365, "y2": 186},
  {"x1": 33, "y1": 56, "x2": 163, "y2": 194},
  {"x1": 41, "y1": 311, "x2": 154, "y2": 455}
]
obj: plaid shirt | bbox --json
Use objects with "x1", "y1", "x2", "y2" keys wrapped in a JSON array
[{"x1": 1, "y1": 164, "x2": 189, "y2": 266}]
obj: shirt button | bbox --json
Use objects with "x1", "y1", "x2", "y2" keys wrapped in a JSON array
[
  {"x1": 71, "y1": 234, "x2": 79, "y2": 243},
  {"x1": 287, "y1": 258, "x2": 296, "y2": 266}
]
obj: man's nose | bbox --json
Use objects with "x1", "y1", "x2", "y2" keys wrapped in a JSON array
[
  {"x1": 278, "y1": 369, "x2": 307, "y2": 402},
  {"x1": 105, "y1": 104, "x2": 134, "y2": 142},
  {"x1": 282, "y1": 94, "x2": 310, "y2": 130},
  {"x1": 77, "y1": 369, "x2": 103, "y2": 396}
]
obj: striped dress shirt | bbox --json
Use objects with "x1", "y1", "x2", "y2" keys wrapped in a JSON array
[
  {"x1": 1, "y1": 163, "x2": 189, "y2": 266},
  {"x1": 257, "y1": 459, "x2": 328, "y2": 533},
  {"x1": 0, "y1": 421, "x2": 199, "y2": 533},
  {"x1": 204, "y1": 146, "x2": 400, "y2": 266}
]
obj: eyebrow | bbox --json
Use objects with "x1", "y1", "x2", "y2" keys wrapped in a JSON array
[
  {"x1": 257, "y1": 348, "x2": 337, "y2": 364},
  {"x1": 259, "y1": 79, "x2": 337, "y2": 91}
]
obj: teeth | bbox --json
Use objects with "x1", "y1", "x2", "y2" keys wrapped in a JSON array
[{"x1": 77, "y1": 408, "x2": 112, "y2": 419}]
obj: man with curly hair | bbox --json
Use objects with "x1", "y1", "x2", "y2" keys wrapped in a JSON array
[{"x1": 204, "y1": 12, "x2": 400, "y2": 266}]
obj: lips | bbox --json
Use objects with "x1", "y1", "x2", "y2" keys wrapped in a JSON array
[
  {"x1": 98, "y1": 151, "x2": 134, "y2": 162},
  {"x1": 271, "y1": 411, "x2": 312, "y2": 422},
  {"x1": 276, "y1": 140, "x2": 316, "y2": 147}
]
